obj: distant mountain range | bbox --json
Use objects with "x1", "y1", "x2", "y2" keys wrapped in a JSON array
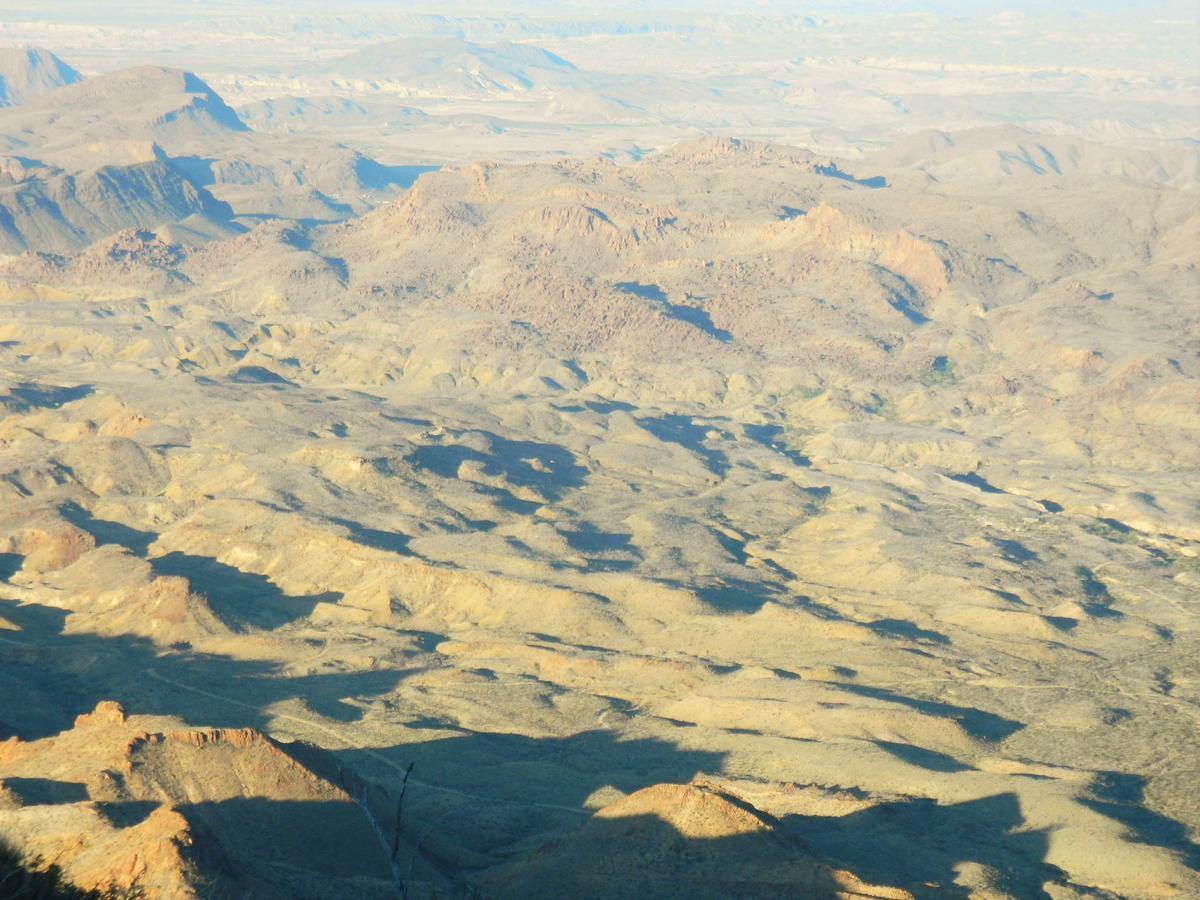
[
  {"x1": 867, "y1": 125, "x2": 1200, "y2": 190},
  {"x1": 0, "y1": 46, "x2": 81, "y2": 107},
  {"x1": 2, "y1": 44, "x2": 1196, "y2": 258},
  {"x1": 0, "y1": 145, "x2": 235, "y2": 255},
  {"x1": 0, "y1": 52, "x2": 429, "y2": 253},
  {"x1": 317, "y1": 36, "x2": 580, "y2": 96}
]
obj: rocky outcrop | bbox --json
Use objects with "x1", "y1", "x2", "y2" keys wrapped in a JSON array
[
  {"x1": 0, "y1": 702, "x2": 395, "y2": 898},
  {"x1": 478, "y1": 780, "x2": 912, "y2": 899}
]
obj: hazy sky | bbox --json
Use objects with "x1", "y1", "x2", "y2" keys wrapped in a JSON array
[{"x1": 0, "y1": 0, "x2": 1196, "y2": 17}]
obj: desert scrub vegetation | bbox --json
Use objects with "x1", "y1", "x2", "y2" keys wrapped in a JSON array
[
  {"x1": 918, "y1": 355, "x2": 959, "y2": 387},
  {"x1": 1081, "y1": 518, "x2": 1140, "y2": 545},
  {"x1": 0, "y1": 839, "x2": 143, "y2": 900}
]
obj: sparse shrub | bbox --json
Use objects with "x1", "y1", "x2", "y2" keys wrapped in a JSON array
[
  {"x1": 918, "y1": 355, "x2": 958, "y2": 387},
  {"x1": 0, "y1": 838, "x2": 143, "y2": 900},
  {"x1": 1081, "y1": 519, "x2": 1139, "y2": 545}
]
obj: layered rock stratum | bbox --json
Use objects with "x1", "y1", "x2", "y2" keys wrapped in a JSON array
[{"x1": 0, "y1": 701, "x2": 396, "y2": 897}]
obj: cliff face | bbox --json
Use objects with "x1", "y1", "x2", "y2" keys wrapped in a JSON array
[
  {"x1": 0, "y1": 157, "x2": 234, "y2": 255},
  {"x1": 0, "y1": 702, "x2": 395, "y2": 898}
]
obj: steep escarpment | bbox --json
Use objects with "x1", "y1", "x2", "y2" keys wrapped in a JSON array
[{"x1": 0, "y1": 702, "x2": 395, "y2": 898}]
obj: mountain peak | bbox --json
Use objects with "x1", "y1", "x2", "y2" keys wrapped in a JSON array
[
  {"x1": 76, "y1": 66, "x2": 249, "y2": 134},
  {"x1": 0, "y1": 46, "x2": 83, "y2": 106},
  {"x1": 0, "y1": 64, "x2": 249, "y2": 148}
]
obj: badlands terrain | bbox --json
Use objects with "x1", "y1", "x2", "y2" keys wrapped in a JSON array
[{"x1": 0, "y1": 4, "x2": 1199, "y2": 899}]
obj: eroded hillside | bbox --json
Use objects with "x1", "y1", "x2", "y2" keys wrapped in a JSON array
[{"x1": 0, "y1": 138, "x2": 1198, "y2": 897}]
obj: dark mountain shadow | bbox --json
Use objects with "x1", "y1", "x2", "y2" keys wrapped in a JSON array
[
  {"x1": 2, "y1": 599, "x2": 1194, "y2": 897},
  {"x1": 182, "y1": 797, "x2": 395, "y2": 882},
  {"x1": 337, "y1": 727, "x2": 731, "y2": 880},
  {"x1": 582, "y1": 399, "x2": 635, "y2": 414},
  {"x1": 261, "y1": 225, "x2": 344, "y2": 273},
  {"x1": 833, "y1": 683, "x2": 1023, "y2": 742},
  {"x1": 988, "y1": 588, "x2": 1025, "y2": 606},
  {"x1": 948, "y1": 471, "x2": 1004, "y2": 494},
  {"x1": 0, "y1": 599, "x2": 408, "y2": 741},
  {"x1": 152, "y1": 550, "x2": 338, "y2": 631},
  {"x1": 2, "y1": 382, "x2": 94, "y2": 412},
  {"x1": 1096, "y1": 516, "x2": 1135, "y2": 536},
  {"x1": 865, "y1": 618, "x2": 951, "y2": 645},
  {"x1": 170, "y1": 154, "x2": 216, "y2": 186},
  {"x1": 409, "y1": 432, "x2": 588, "y2": 502},
  {"x1": 711, "y1": 530, "x2": 748, "y2": 565},
  {"x1": 689, "y1": 577, "x2": 787, "y2": 613},
  {"x1": 615, "y1": 281, "x2": 732, "y2": 342},
  {"x1": 55, "y1": 504, "x2": 333, "y2": 631},
  {"x1": 0, "y1": 837, "x2": 120, "y2": 900},
  {"x1": 1, "y1": 777, "x2": 89, "y2": 805},
  {"x1": 366, "y1": 738, "x2": 1109, "y2": 899},
  {"x1": 658, "y1": 576, "x2": 865, "y2": 621},
  {"x1": 469, "y1": 805, "x2": 888, "y2": 898},
  {"x1": 280, "y1": 668, "x2": 417, "y2": 723},
  {"x1": 374, "y1": 728, "x2": 726, "y2": 816},
  {"x1": 94, "y1": 798, "x2": 397, "y2": 897},
  {"x1": 165, "y1": 787, "x2": 1095, "y2": 899},
  {"x1": 308, "y1": 188, "x2": 354, "y2": 218},
  {"x1": 60, "y1": 502, "x2": 156, "y2": 555},
  {"x1": 742, "y1": 423, "x2": 811, "y2": 467},
  {"x1": 96, "y1": 800, "x2": 159, "y2": 828},
  {"x1": 328, "y1": 516, "x2": 412, "y2": 556},
  {"x1": 637, "y1": 413, "x2": 729, "y2": 477},
  {"x1": 872, "y1": 740, "x2": 973, "y2": 773},
  {"x1": 813, "y1": 163, "x2": 887, "y2": 189},
  {"x1": 990, "y1": 537, "x2": 1039, "y2": 564},
  {"x1": 381, "y1": 412, "x2": 435, "y2": 427},
  {"x1": 562, "y1": 523, "x2": 635, "y2": 555},
  {"x1": 563, "y1": 523, "x2": 641, "y2": 572},
  {"x1": 229, "y1": 364, "x2": 297, "y2": 386},
  {"x1": 354, "y1": 158, "x2": 439, "y2": 191},
  {"x1": 1075, "y1": 565, "x2": 1122, "y2": 619},
  {"x1": 871, "y1": 267, "x2": 928, "y2": 325},
  {"x1": 1084, "y1": 772, "x2": 1200, "y2": 870},
  {"x1": 787, "y1": 793, "x2": 1064, "y2": 898},
  {"x1": 0, "y1": 552, "x2": 21, "y2": 581}
]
